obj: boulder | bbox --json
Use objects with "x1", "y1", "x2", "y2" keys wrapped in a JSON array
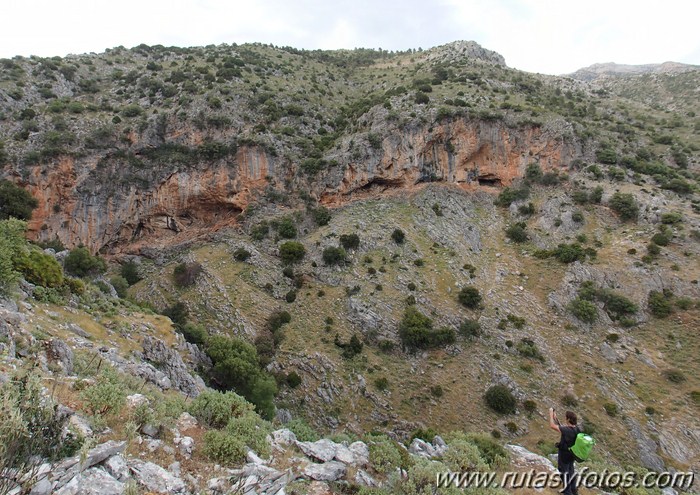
[
  {"x1": 128, "y1": 459, "x2": 186, "y2": 494},
  {"x1": 179, "y1": 436, "x2": 195, "y2": 459},
  {"x1": 408, "y1": 438, "x2": 436, "y2": 458},
  {"x1": 103, "y1": 454, "x2": 130, "y2": 482},
  {"x1": 55, "y1": 468, "x2": 124, "y2": 495},
  {"x1": 303, "y1": 461, "x2": 347, "y2": 482},
  {"x1": 125, "y1": 393, "x2": 149, "y2": 409},
  {"x1": 626, "y1": 418, "x2": 665, "y2": 472},
  {"x1": 46, "y1": 339, "x2": 74, "y2": 375},
  {"x1": 505, "y1": 444, "x2": 557, "y2": 473},
  {"x1": 271, "y1": 428, "x2": 297, "y2": 447},
  {"x1": 176, "y1": 412, "x2": 198, "y2": 431},
  {"x1": 51, "y1": 441, "x2": 127, "y2": 488},
  {"x1": 348, "y1": 441, "x2": 370, "y2": 466},
  {"x1": 296, "y1": 439, "x2": 338, "y2": 462}
]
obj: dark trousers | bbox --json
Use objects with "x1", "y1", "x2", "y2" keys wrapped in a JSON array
[{"x1": 558, "y1": 457, "x2": 578, "y2": 495}]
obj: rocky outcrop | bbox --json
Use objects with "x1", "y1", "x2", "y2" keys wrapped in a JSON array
[
  {"x1": 141, "y1": 336, "x2": 205, "y2": 398},
  {"x1": 16, "y1": 115, "x2": 575, "y2": 254}
]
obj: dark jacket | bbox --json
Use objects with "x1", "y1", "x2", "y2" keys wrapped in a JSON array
[{"x1": 557, "y1": 425, "x2": 580, "y2": 464}]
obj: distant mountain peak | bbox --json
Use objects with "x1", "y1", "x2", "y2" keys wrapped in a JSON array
[
  {"x1": 425, "y1": 40, "x2": 506, "y2": 66},
  {"x1": 569, "y1": 61, "x2": 699, "y2": 81}
]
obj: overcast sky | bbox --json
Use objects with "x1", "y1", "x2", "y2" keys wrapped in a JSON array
[{"x1": 3, "y1": 0, "x2": 699, "y2": 75}]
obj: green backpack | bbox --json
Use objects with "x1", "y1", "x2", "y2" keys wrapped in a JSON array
[{"x1": 570, "y1": 432, "x2": 595, "y2": 462}]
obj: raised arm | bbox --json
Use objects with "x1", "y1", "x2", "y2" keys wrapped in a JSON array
[{"x1": 548, "y1": 407, "x2": 561, "y2": 432}]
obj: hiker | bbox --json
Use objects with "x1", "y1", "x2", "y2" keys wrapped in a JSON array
[{"x1": 549, "y1": 407, "x2": 580, "y2": 495}]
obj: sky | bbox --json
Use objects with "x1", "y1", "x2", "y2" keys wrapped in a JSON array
[{"x1": 2, "y1": 0, "x2": 699, "y2": 75}]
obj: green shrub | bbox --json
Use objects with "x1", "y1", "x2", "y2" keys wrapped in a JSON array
[
  {"x1": 163, "y1": 301, "x2": 188, "y2": 330},
  {"x1": 484, "y1": 385, "x2": 516, "y2": 414},
  {"x1": 523, "y1": 400, "x2": 537, "y2": 414},
  {"x1": 120, "y1": 261, "x2": 141, "y2": 285},
  {"x1": 651, "y1": 232, "x2": 670, "y2": 246},
  {"x1": 589, "y1": 186, "x2": 604, "y2": 204},
  {"x1": 663, "y1": 369, "x2": 686, "y2": 384},
  {"x1": 603, "y1": 402, "x2": 618, "y2": 417},
  {"x1": 121, "y1": 104, "x2": 143, "y2": 117},
  {"x1": 690, "y1": 391, "x2": 700, "y2": 405},
  {"x1": 0, "y1": 180, "x2": 38, "y2": 220},
  {"x1": 79, "y1": 368, "x2": 126, "y2": 416},
  {"x1": 516, "y1": 338, "x2": 544, "y2": 362},
  {"x1": 561, "y1": 393, "x2": 578, "y2": 407},
  {"x1": 202, "y1": 430, "x2": 246, "y2": 464},
  {"x1": 660, "y1": 212, "x2": 682, "y2": 224},
  {"x1": 180, "y1": 322, "x2": 207, "y2": 345},
  {"x1": 204, "y1": 335, "x2": 277, "y2": 419},
  {"x1": 279, "y1": 241, "x2": 305, "y2": 264},
  {"x1": 311, "y1": 206, "x2": 331, "y2": 226},
  {"x1": 609, "y1": 193, "x2": 639, "y2": 221},
  {"x1": 15, "y1": 249, "x2": 63, "y2": 288},
  {"x1": 276, "y1": 217, "x2": 297, "y2": 239},
  {"x1": 367, "y1": 434, "x2": 405, "y2": 474},
  {"x1": 189, "y1": 390, "x2": 254, "y2": 429},
  {"x1": 495, "y1": 186, "x2": 530, "y2": 207},
  {"x1": 286, "y1": 371, "x2": 302, "y2": 388},
  {"x1": 458, "y1": 286, "x2": 482, "y2": 309},
  {"x1": 648, "y1": 291, "x2": 673, "y2": 318},
  {"x1": 0, "y1": 219, "x2": 28, "y2": 296},
  {"x1": 398, "y1": 307, "x2": 455, "y2": 349},
  {"x1": 285, "y1": 290, "x2": 297, "y2": 303},
  {"x1": 459, "y1": 319, "x2": 481, "y2": 338},
  {"x1": 391, "y1": 228, "x2": 405, "y2": 244},
  {"x1": 374, "y1": 377, "x2": 389, "y2": 391},
  {"x1": 233, "y1": 247, "x2": 251, "y2": 261},
  {"x1": 505, "y1": 223, "x2": 528, "y2": 243},
  {"x1": 64, "y1": 247, "x2": 106, "y2": 277},
  {"x1": 286, "y1": 419, "x2": 320, "y2": 442},
  {"x1": 322, "y1": 246, "x2": 347, "y2": 265},
  {"x1": 339, "y1": 233, "x2": 360, "y2": 250},
  {"x1": 568, "y1": 298, "x2": 597, "y2": 323},
  {"x1": 110, "y1": 276, "x2": 129, "y2": 298},
  {"x1": 0, "y1": 371, "x2": 72, "y2": 485},
  {"x1": 571, "y1": 211, "x2": 584, "y2": 223}
]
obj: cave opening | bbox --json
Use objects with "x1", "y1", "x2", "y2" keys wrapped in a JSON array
[{"x1": 477, "y1": 175, "x2": 502, "y2": 187}]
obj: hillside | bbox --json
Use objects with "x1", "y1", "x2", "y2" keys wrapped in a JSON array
[{"x1": 1, "y1": 40, "x2": 699, "y2": 495}]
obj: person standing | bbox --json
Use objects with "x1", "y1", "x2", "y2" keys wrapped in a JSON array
[{"x1": 549, "y1": 407, "x2": 580, "y2": 495}]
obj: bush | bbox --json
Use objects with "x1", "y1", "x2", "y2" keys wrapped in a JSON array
[
  {"x1": 120, "y1": 261, "x2": 141, "y2": 285},
  {"x1": 64, "y1": 247, "x2": 106, "y2": 277},
  {"x1": 458, "y1": 286, "x2": 482, "y2": 309},
  {"x1": 651, "y1": 232, "x2": 670, "y2": 246},
  {"x1": 286, "y1": 371, "x2": 302, "y2": 388},
  {"x1": 516, "y1": 338, "x2": 544, "y2": 362},
  {"x1": 276, "y1": 217, "x2": 297, "y2": 239},
  {"x1": 505, "y1": 223, "x2": 528, "y2": 243},
  {"x1": 173, "y1": 262, "x2": 203, "y2": 287},
  {"x1": 660, "y1": 212, "x2": 682, "y2": 224},
  {"x1": 367, "y1": 434, "x2": 405, "y2": 474},
  {"x1": 0, "y1": 219, "x2": 28, "y2": 296},
  {"x1": 110, "y1": 276, "x2": 129, "y2": 298},
  {"x1": 608, "y1": 193, "x2": 639, "y2": 221},
  {"x1": 79, "y1": 368, "x2": 126, "y2": 416},
  {"x1": 0, "y1": 372, "x2": 72, "y2": 489},
  {"x1": 0, "y1": 180, "x2": 38, "y2": 221},
  {"x1": 180, "y1": 323, "x2": 207, "y2": 345},
  {"x1": 391, "y1": 228, "x2": 405, "y2": 244},
  {"x1": 163, "y1": 301, "x2": 188, "y2": 330},
  {"x1": 398, "y1": 307, "x2": 455, "y2": 349},
  {"x1": 15, "y1": 249, "x2": 64, "y2": 288},
  {"x1": 459, "y1": 319, "x2": 481, "y2": 338},
  {"x1": 484, "y1": 385, "x2": 516, "y2": 414},
  {"x1": 204, "y1": 335, "x2": 277, "y2": 419},
  {"x1": 523, "y1": 399, "x2": 537, "y2": 414},
  {"x1": 189, "y1": 390, "x2": 254, "y2": 429},
  {"x1": 495, "y1": 186, "x2": 530, "y2": 207},
  {"x1": 374, "y1": 377, "x2": 389, "y2": 391},
  {"x1": 311, "y1": 206, "x2": 331, "y2": 226},
  {"x1": 603, "y1": 402, "x2": 618, "y2": 417},
  {"x1": 322, "y1": 246, "x2": 347, "y2": 265},
  {"x1": 648, "y1": 291, "x2": 673, "y2": 318},
  {"x1": 568, "y1": 298, "x2": 597, "y2": 323},
  {"x1": 233, "y1": 247, "x2": 251, "y2": 261},
  {"x1": 285, "y1": 290, "x2": 297, "y2": 303},
  {"x1": 202, "y1": 430, "x2": 246, "y2": 465},
  {"x1": 279, "y1": 241, "x2": 305, "y2": 264},
  {"x1": 286, "y1": 419, "x2": 320, "y2": 442},
  {"x1": 339, "y1": 233, "x2": 360, "y2": 250},
  {"x1": 664, "y1": 369, "x2": 686, "y2": 384}
]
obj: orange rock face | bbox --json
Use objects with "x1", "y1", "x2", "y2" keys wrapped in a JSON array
[
  {"x1": 15, "y1": 118, "x2": 574, "y2": 254},
  {"x1": 321, "y1": 119, "x2": 573, "y2": 204}
]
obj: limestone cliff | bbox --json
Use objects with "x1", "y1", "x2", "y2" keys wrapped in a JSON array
[{"x1": 14, "y1": 117, "x2": 575, "y2": 253}]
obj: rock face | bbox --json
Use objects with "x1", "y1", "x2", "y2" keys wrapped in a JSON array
[
  {"x1": 19, "y1": 117, "x2": 574, "y2": 254},
  {"x1": 141, "y1": 336, "x2": 204, "y2": 397}
]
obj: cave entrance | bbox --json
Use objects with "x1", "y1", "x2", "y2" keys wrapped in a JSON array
[{"x1": 477, "y1": 174, "x2": 502, "y2": 187}]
